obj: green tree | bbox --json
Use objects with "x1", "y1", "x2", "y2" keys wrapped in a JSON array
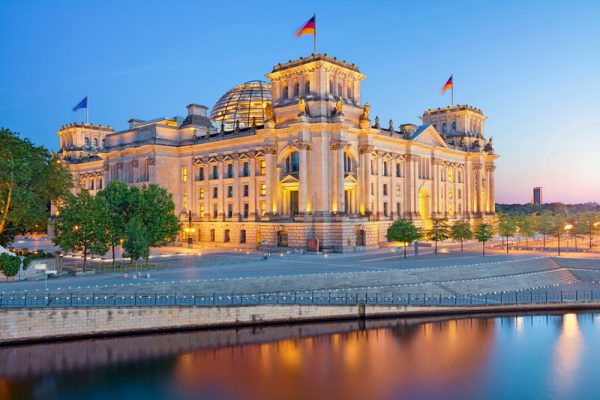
[
  {"x1": 498, "y1": 213, "x2": 517, "y2": 253},
  {"x1": 577, "y1": 211, "x2": 600, "y2": 249},
  {"x1": 426, "y1": 217, "x2": 450, "y2": 254},
  {"x1": 474, "y1": 223, "x2": 495, "y2": 256},
  {"x1": 0, "y1": 253, "x2": 20, "y2": 277},
  {"x1": 450, "y1": 220, "x2": 472, "y2": 252},
  {"x1": 123, "y1": 216, "x2": 150, "y2": 262},
  {"x1": 134, "y1": 184, "x2": 179, "y2": 263},
  {"x1": 52, "y1": 190, "x2": 109, "y2": 271},
  {"x1": 0, "y1": 128, "x2": 72, "y2": 245},
  {"x1": 537, "y1": 211, "x2": 555, "y2": 248},
  {"x1": 546, "y1": 214, "x2": 566, "y2": 256},
  {"x1": 517, "y1": 214, "x2": 537, "y2": 249},
  {"x1": 97, "y1": 181, "x2": 134, "y2": 266},
  {"x1": 387, "y1": 219, "x2": 422, "y2": 259}
]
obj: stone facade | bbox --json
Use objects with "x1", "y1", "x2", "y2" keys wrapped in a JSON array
[{"x1": 57, "y1": 54, "x2": 497, "y2": 252}]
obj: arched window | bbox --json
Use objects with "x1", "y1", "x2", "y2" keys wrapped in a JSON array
[
  {"x1": 102, "y1": 139, "x2": 106, "y2": 147},
  {"x1": 93, "y1": 138, "x2": 98, "y2": 147},
  {"x1": 282, "y1": 86, "x2": 289, "y2": 99},
  {"x1": 285, "y1": 152, "x2": 299, "y2": 173},
  {"x1": 293, "y1": 83, "x2": 299, "y2": 96},
  {"x1": 84, "y1": 137, "x2": 90, "y2": 147},
  {"x1": 452, "y1": 121, "x2": 457, "y2": 132},
  {"x1": 442, "y1": 123, "x2": 447, "y2": 133},
  {"x1": 338, "y1": 83, "x2": 343, "y2": 96},
  {"x1": 305, "y1": 81, "x2": 310, "y2": 94}
]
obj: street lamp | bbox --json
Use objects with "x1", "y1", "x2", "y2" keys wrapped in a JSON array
[{"x1": 562, "y1": 224, "x2": 573, "y2": 256}]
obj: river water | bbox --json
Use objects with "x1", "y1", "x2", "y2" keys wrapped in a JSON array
[{"x1": 1, "y1": 312, "x2": 600, "y2": 400}]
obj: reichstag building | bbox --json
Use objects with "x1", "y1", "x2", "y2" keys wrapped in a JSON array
[{"x1": 57, "y1": 54, "x2": 497, "y2": 251}]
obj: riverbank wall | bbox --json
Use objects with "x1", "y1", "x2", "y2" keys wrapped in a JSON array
[{"x1": 3, "y1": 303, "x2": 600, "y2": 344}]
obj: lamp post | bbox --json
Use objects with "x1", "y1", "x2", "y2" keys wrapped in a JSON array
[
  {"x1": 186, "y1": 210, "x2": 195, "y2": 248},
  {"x1": 563, "y1": 224, "x2": 573, "y2": 256}
]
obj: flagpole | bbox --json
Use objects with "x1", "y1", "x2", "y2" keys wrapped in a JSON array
[
  {"x1": 451, "y1": 75, "x2": 454, "y2": 106},
  {"x1": 313, "y1": 13, "x2": 317, "y2": 54},
  {"x1": 86, "y1": 97, "x2": 89, "y2": 124}
]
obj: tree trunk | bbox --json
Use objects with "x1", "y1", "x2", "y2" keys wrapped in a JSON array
[
  {"x1": 525, "y1": 237, "x2": 528, "y2": 249},
  {"x1": 506, "y1": 237, "x2": 509, "y2": 253},
  {"x1": 0, "y1": 184, "x2": 13, "y2": 237},
  {"x1": 461, "y1": 239, "x2": 464, "y2": 252},
  {"x1": 435, "y1": 240, "x2": 438, "y2": 254},
  {"x1": 111, "y1": 244, "x2": 116, "y2": 267},
  {"x1": 404, "y1": 243, "x2": 407, "y2": 259},
  {"x1": 83, "y1": 247, "x2": 87, "y2": 272},
  {"x1": 543, "y1": 235, "x2": 546, "y2": 248},
  {"x1": 482, "y1": 241, "x2": 486, "y2": 256}
]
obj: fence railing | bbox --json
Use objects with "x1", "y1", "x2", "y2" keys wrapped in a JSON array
[{"x1": 1, "y1": 289, "x2": 599, "y2": 309}]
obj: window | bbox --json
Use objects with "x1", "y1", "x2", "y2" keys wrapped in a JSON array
[
  {"x1": 240, "y1": 229, "x2": 247, "y2": 243},
  {"x1": 282, "y1": 86, "x2": 289, "y2": 99},
  {"x1": 259, "y1": 159, "x2": 266, "y2": 175},
  {"x1": 181, "y1": 167, "x2": 188, "y2": 183},
  {"x1": 356, "y1": 230, "x2": 365, "y2": 246},
  {"x1": 383, "y1": 202, "x2": 389, "y2": 217},
  {"x1": 277, "y1": 231, "x2": 288, "y2": 247},
  {"x1": 226, "y1": 164, "x2": 233, "y2": 178},
  {"x1": 243, "y1": 185, "x2": 249, "y2": 197},
  {"x1": 448, "y1": 168, "x2": 454, "y2": 183},
  {"x1": 442, "y1": 123, "x2": 447, "y2": 133},
  {"x1": 329, "y1": 78, "x2": 334, "y2": 94},
  {"x1": 227, "y1": 186, "x2": 233, "y2": 198},
  {"x1": 347, "y1": 87, "x2": 352, "y2": 99},
  {"x1": 452, "y1": 121, "x2": 457, "y2": 132},
  {"x1": 383, "y1": 184, "x2": 388, "y2": 196},
  {"x1": 338, "y1": 83, "x2": 342, "y2": 96},
  {"x1": 396, "y1": 202, "x2": 401, "y2": 217},
  {"x1": 84, "y1": 137, "x2": 90, "y2": 147},
  {"x1": 199, "y1": 188, "x2": 205, "y2": 199},
  {"x1": 260, "y1": 183, "x2": 267, "y2": 196},
  {"x1": 198, "y1": 167, "x2": 204, "y2": 181},
  {"x1": 89, "y1": 180, "x2": 94, "y2": 190},
  {"x1": 285, "y1": 152, "x2": 299, "y2": 173},
  {"x1": 102, "y1": 139, "x2": 106, "y2": 147},
  {"x1": 199, "y1": 204, "x2": 205, "y2": 217},
  {"x1": 93, "y1": 138, "x2": 98, "y2": 147},
  {"x1": 242, "y1": 161, "x2": 249, "y2": 177},
  {"x1": 183, "y1": 192, "x2": 188, "y2": 210},
  {"x1": 212, "y1": 205, "x2": 218, "y2": 218},
  {"x1": 371, "y1": 159, "x2": 376, "y2": 175},
  {"x1": 212, "y1": 187, "x2": 218, "y2": 199},
  {"x1": 383, "y1": 161, "x2": 389, "y2": 176},
  {"x1": 210, "y1": 229, "x2": 215, "y2": 241},
  {"x1": 344, "y1": 153, "x2": 353, "y2": 173},
  {"x1": 305, "y1": 81, "x2": 310, "y2": 94},
  {"x1": 227, "y1": 204, "x2": 233, "y2": 218},
  {"x1": 243, "y1": 203, "x2": 249, "y2": 218},
  {"x1": 396, "y1": 185, "x2": 401, "y2": 196},
  {"x1": 98, "y1": 178, "x2": 103, "y2": 190},
  {"x1": 370, "y1": 183, "x2": 374, "y2": 196},
  {"x1": 458, "y1": 189, "x2": 462, "y2": 200},
  {"x1": 293, "y1": 83, "x2": 299, "y2": 96},
  {"x1": 212, "y1": 165, "x2": 218, "y2": 179},
  {"x1": 396, "y1": 163, "x2": 402, "y2": 177},
  {"x1": 260, "y1": 202, "x2": 266, "y2": 216}
]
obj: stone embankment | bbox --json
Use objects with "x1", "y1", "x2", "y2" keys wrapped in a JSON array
[{"x1": 3, "y1": 302, "x2": 600, "y2": 344}]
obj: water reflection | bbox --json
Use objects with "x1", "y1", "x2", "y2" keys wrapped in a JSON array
[
  {"x1": 1, "y1": 313, "x2": 599, "y2": 400},
  {"x1": 552, "y1": 313, "x2": 583, "y2": 395}
]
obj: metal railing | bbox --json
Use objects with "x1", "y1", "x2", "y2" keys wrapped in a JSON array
[{"x1": 1, "y1": 289, "x2": 599, "y2": 309}]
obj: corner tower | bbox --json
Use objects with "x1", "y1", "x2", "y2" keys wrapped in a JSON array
[{"x1": 266, "y1": 54, "x2": 366, "y2": 126}]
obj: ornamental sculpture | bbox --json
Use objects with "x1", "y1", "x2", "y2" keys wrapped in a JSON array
[
  {"x1": 264, "y1": 101, "x2": 274, "y2": 121},
  {"x1": 360, "y1": 102, "x2": 370, "y2": 121},
  {"x1": 298, "y1": 97, "x2": 310, "y2": 116}
]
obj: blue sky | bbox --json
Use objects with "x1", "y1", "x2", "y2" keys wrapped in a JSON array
[{"x1": 1, "y1": 0, "x2": 599, "y2": 203}]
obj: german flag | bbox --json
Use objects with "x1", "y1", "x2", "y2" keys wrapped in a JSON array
[
  {"x1": 295, "y1": 15, "x2": 316, "y2": 37},
  {"x1": 441, "y1": 75, "x2": 453, "y2": 94}
]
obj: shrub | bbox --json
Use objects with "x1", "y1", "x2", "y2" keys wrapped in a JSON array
[{"x1": 0, "y1": 253, "x2": 21, "y2": 277}]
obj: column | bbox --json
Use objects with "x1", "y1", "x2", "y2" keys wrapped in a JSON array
[
  {"x1": 233, "y1": 155, "x2": 240, "y2": 218},
  {"x1": 218, "y1": 156, "x2": 225, "y2": 220},
  {"x1": 431, "y1": 158, "x2": 438, "y2": 216},
  {"x1": 358, "y1": 145, "x2": 372, "y2": 215},
  {"x1": 334, "y1": 142, "x2": 346, "y2": 214},
  {"x1": 249, "y1": 152, "x2": 257, "y2": 220},
  {"x1": 298, "y1": 144, "x2": 308, "y2": 213},
  {"x1": 265, "y1": 146, "x2": 277, "y2": 215},
  {"x1": 376, "y1": 153, "x2": 384, "y2": 216},
  {"x1": 488, "y1": 166, "x2": 496, "y2": 214}
]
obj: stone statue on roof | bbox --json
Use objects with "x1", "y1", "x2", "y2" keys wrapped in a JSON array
[
  {"x1": 360, "y1": 102, "x2": 370, "y2": 121},
  {"x1": 374, "y1": 116, "x2": 380, "y2": 128},
  {"x1": 264, "y1": 101, "x2": 274, "y2": 121},
  {"x1": 298, "y1": 97, "x2": 310, "y2": 116}
]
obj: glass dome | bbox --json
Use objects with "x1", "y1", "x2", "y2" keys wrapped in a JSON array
[{"x1": 210, "y1": 80, "x2": 272, "y2": 130}]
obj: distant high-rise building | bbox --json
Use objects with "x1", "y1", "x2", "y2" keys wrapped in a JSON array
[{"x1": 532, "y1": 187, "x2": 543, "y2": 205}]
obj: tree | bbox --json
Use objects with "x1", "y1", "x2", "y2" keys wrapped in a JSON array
[
  {"x1": 577, "y1": 211, "x2": 600, "y2": 249},
  {"x1": 0, "y1": 128, "x2": 72, "y2": 245},
  {"x1": 52, "y1": 190, "x2": 109, "y2": 271},
  {"x1": 123, "y1": 216, "x2": 150, "y2": 262},
  {"x1": 546, "y1": 214, "x2": 566, "y2": 256},
  {"x1": 450, "y1": 220, "x2": 472, "y2": 252},
  {"x1": 97, "y1": 181, "x2": 134, "y2": 266},
  {"x1": 426, "y1": 217, "x2": 450, "y2": 254},
  {"x1": 517, "y1": 214, "x2": 537, "y2": 249},
  {"x1": 386, "y1": 219, "x2": 422, "y2": 259},
  {"x1": 497, "y1": 213, "x2": 517, "y2": 253},
  {"x1": 474, "y1": 223, "x2": 495, "y2": 256},
  {"x1": 134, "y1": 184, "x2": 179, "y2": 263},
  {"x1": 537, "y1": 211, "x2": 555, "y2": 248}
]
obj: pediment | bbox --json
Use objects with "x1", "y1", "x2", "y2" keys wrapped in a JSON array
[
  {"x1": 280, "y1": 174, "x2": 299, "y2": 184},
  {"x1": 344, "y1": 174, "x2": 358, "y2": 183},
  {"x1": 410, "y1": 125, "x2": 448, "y2": 148}
]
